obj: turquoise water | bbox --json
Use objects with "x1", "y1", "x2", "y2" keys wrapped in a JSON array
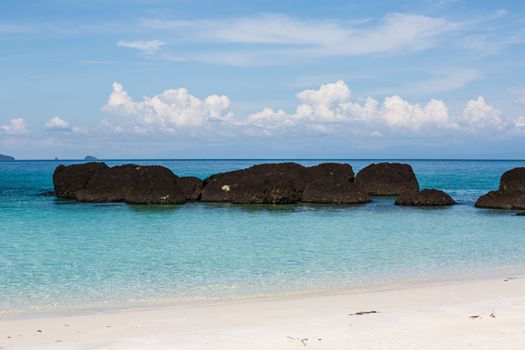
[{"x1": 1, "y1": 159, "x2": 524, "y2": 313}]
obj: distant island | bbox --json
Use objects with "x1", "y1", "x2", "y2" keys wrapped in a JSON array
[
  {"x1": 84, "y1": 155, "x2": 98, "y2": 161},
  {"x1": 0, "y1": 154, "x2": 15, "y2": 161}
]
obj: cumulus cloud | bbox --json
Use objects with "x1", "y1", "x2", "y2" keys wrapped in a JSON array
[
  {"x1": 0, "y1": 118, "x2": 29, "y2": 134},
  {"x1": 117, "y1": 39, "x2": 166, "y2": 54},
  {"x1": 462, "y1": 96, "x2": 502, "y2": 128},
  {"x1": 45, "y1": 116, "x2": 70, "y2": 130},
  {"x1": 44, "y1": 116, "x2": 88, "y2": 134},
  {"x1": 101, "y1": 82, "x2": 234, "y2": 133},
  {"x1": 101, "y1": 80, "x2": 518, "y2": 138},
  {"x1": 514, "y1": 116, "x2": 525, "y2": 128}
]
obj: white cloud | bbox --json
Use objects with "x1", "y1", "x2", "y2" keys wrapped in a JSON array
[
  {"x1": 45, "y1": 116, "x2": 70, "y2": 130},
  {"x1": 0, "y1": 118, "x2": 29, "y2": 135},
  {"x1": 44, "y1": 116, "x2": 88, "y2": 134},
  {"x1": 71, "y1": 126, "x2": 88, "y2": 134},
  {"x1": 137, "y1": 13, "x2": 463, "y2": 65},
  {"x1": 462, "y1": 96, "x2": 502, "y2": 128},
  {"x1": 514, "y1": 116, "x2": 525, "y2": 128},
  {"x1": 390, "y1": 69, "x2": 481, "y2": 96},
  {"x1": 101, "y1": 80, "x2": 519, "y2": 138},
  {"x1": 101, "y1": 82, "x2": 234, "y2": 133},
  {"x1": 379, "y1": 96, "x2": 455, "y2": 129},
  {"x1": 117, "y1": 39, "x2": 166, "y2": 54}
]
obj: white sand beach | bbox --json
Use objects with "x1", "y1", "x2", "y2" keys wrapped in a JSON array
[{"x1": 2, "y1": 275, "x2": 525, "y2": 350}]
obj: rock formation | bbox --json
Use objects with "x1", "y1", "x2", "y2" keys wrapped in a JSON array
[
  {"x1": 178, "y1": 176, "x2": 204, "y2": 201},
  {"x1": 302, "y1": 163, "x2": 370, "y2": 204},
  {"x1": 200, "y1": 163, "x2": 309, "y2": 204},
  {"x1": 475, "y1": 168, "x2": 525, "y2": 210},
  {"x1": 395, "y1": 189, "x2": 455, "y2": 206},
  {"x1": 355, "y1": 163, "x2": 419, "y2": 196},
  {"x1": 75, "y1": 164, "x2": 186, "y2": 204},
  {"x1": 53, "y1": 162, "x2": 109, "y2": 199}
]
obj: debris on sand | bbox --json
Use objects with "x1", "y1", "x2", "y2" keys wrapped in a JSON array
[{"x1": 349, "y1": 311, "x2": 380, "y2": 316}]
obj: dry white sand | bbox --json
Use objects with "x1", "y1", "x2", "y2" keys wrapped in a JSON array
[{"x1": 2, "y1": 275, "x2": 525, "y2": 350}]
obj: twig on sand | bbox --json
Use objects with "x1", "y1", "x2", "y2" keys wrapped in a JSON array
[
  {"x1": 286, "y1": 336, "x2": 309, "y2": 346},
  {"x1": 490, "y1": 311, "x2": 496, "y2": 318},
  {"x1": 504, "y1": 276, "x2": 518, "y2": 282},
  {"x1": 469, "y1": 315, "x2": 481, "y2": 319},
  {"x1": 349, "y1": 311, "x2": 380, "y2": 316}
]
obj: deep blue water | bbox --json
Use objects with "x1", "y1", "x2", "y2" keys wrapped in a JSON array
[{"x1": 1, "y1": 159, "x2": 524, "y2": 313}]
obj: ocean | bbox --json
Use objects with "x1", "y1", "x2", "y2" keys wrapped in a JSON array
[{"x1": 1, "y1": 159, "x2": 524, "y2": 314}]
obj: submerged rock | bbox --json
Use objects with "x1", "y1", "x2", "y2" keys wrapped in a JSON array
[
  {"x1": 200, "y1": 163, "x2": 308, "y2": 204},
  {"x1": 178, "y1": 176, "x2": 203, "y2": 201},
  {"x1": 302, "y1": 163, "x2": 370, "y2": 204},
  {"x1": 475, "y1": 168, "x2": 525, "y2": 210},
  {"x1": 53, "y1": 162, "x2": 109, "y2": 199},
  {"x1": 395, "y1": 189, "x2": 455, "y2": 206},
  {"x1": 37, "y1": 191, "x2": 56, "y2": 197},
  {"x1": 75, "y1": 164, "x2": 186, "y2": 204},
  {"x1": 0, "y1": 154, "x2": 15, "y2": 161},
  {"x1": 517, "y1": 212, "x2": 525, "y2": 216},
  {"x1": 355, "y1": 163, "x2": 419, "y2": 196}
]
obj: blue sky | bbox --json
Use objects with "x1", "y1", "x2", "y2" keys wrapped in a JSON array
[{"x1": 1, "y1": 0, "x2": 525, "y2": 159}]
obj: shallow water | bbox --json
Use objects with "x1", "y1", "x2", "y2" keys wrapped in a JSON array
[{"x1": 1, "y1": 159, "x2": 524, "y2": 313}]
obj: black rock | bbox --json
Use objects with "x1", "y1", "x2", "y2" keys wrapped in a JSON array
[
  {"x1": 53, "y1": 162, "x2": 109, "y2": 199},
  {"x1": 499, "y1": 168, "x2": 525, "y2": 192},
  {"x1": 517, "y1": 212, "x2": 525, "y2": 216},
  {"x1": 395, "y1": 189, "x2": 455, "y2": 206},
  {"x1": 75, "y1": 164, "x2": 186, "y2": 204},
  {"x1": 302, "y1": 163, "x2": 370, "y2": 204},
  {"x1": 355, "y1": 163, "x2": 419, "y2": 196},
  {"x1": 475, "y1": 167, "x2": 525, "y2": 210},
  {"x1": 178, "y1": 176, "x2": 203, "y2": 201},
  {"x1": 200, "y1": 163, "x2": 308, "y2": 204},
  {"x1": 0, "y1": 154, "x2": 15, "y2": 161},
  {"x1": 475, "y1": 190, "x2": 525, "y2": 210}
]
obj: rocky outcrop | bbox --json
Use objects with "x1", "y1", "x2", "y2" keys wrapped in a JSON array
[
  {"x1": 200, "y1": 163, "x2": 309, "y2": 204},
  {"x1": 302, "y1": 163, "x2": 370, "y2": 204},
  {"x1": 178, "y1": 176, "x2": 203, "y2": 201},
  {"x1": 53, "y1": 162, "x2": 109, "y2": 199},
  {"x1": 355, "y1": 163, "x2": 419, "y2": 196},
  {"x1": 199, "y1": 162, "x2": 370, "y2": 205},
  {"x1": 475, "y1": 191, "x2": 525, "y2": 210},
  {"x1": 75, "y1": 164, "x2": 186, "y2": 204},
  {"x1": 53, "y1": 161, "x2": 439, "y2": 206},
  {"x1": 499, "y1": 168, "x2": 525, "y2": 192},
  {"x1": 395, "y1": 189, "x2": 455, "y2": 206},
  {"x1": 0, "y1": 154, "x2": 15, "y2": 161},
  {"x1": 475, "y1": 168, "x2": 525, "y2": 210}
]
